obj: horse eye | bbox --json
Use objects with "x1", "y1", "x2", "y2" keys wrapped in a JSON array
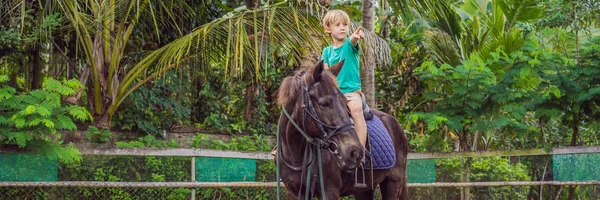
[{"x1": 318, "y1": 98, "x2": 331, "y2": 107}]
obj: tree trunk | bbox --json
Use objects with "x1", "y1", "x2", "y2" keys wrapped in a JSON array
[
  {"x1": 361, "y1": 0, "x2": 376, "y2": 108},
  {"x1": 459, "y1": 129, "x2": 472, "y2": 200},
  {"x1": 31, "y1": 44, "x2": 41, "y2": 90},
  {"x1": 567, "y1": 114, "x2": 580, "y2": 200},
  {"x1": 528, "y1": 163, "x2": 538, "y2": 200},
  {"x1": 65, "y1": 65, "x2": 91, "y2": 105},
  {"x1": 379, "y1": 1, "x2": 391, "y2": 38},
  {"x1": 9, "y1": 69, "x2": 19, "y2": 90},
  {"x1": 192, "y1": 75, "x2": 205, "y2": 122},
  {"x1": 243, "y1": 83, "x2": 255, "y2": 122},
  {"x1": 573, "y1": 2, "x2": 580, "y2": 64},
  {"x1": 241, "y1": 0, "x2": 260, "y2": 123},
  {"x1": 245, "y1": 0, "x2": 258, "y2": 8},
  {"x1": 592, "y1": 184, "x2": 600, "y2": 200},
  {"x1": 89, "y1": 33, "x2": 112, "y2": 128}
]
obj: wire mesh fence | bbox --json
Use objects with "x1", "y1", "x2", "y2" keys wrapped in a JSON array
[
  {"x1": 0, "y1": 187, "x2": 281, "y2": 200},
  {"x1": 0, "y1": 182, "x2": 285, "y2": 200},
  {"x1": 409, "y1": 185, "x2": 600, "y2": 200},
  {"x1": 1, "y1": 181, "x2": 599, "y2": 200},
  {"x1": 1, "y1": 186, "x2": 191, "y2": 200},
  {"x1": 2, "y1": 148, "x2": 600, "y2": 199}
]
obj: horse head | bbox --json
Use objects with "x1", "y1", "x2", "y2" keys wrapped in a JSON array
[{"x1": 277, "y1": 60, "x2": 364, "y2": 172}]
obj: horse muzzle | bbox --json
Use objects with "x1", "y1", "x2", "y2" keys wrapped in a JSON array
[{"x1": 337, "y1": 144, "x2": 364, "y2": 172}]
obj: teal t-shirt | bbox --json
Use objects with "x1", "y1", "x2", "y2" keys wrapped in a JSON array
[{"x1": 322, "y1": 38, "x2": 361, "y2": 94}]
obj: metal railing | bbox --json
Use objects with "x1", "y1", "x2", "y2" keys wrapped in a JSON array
[{"x1": 1, "y1": 146, "x2": 599, "y2": 199}]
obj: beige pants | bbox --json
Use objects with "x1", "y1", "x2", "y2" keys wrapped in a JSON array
[{"x1": 344, "y1": 91, "x2": 367, "y2": 148}]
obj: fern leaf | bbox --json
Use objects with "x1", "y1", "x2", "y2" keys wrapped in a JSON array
[
  {"x1": 25, "y1": 105, "x2": 37, "y2": 115},
  {"x1": 0, "y1": 75, "x2": 9, "y2": 83},
  {"x1": 28, "y1": 118, "x2": 43, "y2": 127},
  {"x1": 36, "y1": 106, "x2": 51, "y2": 117},
  {"x1": 68, "y1": 107, "x2": 91, "y2": 121},
  {"x1": 30, "y1": 90, "x2": 47, "y2": 101},
  {"x1": 22, "y1": 96, "x2": 39, "y2": 106},
  {"x1": 38, "y1": 142, "x2": 82, "y2": 163},
  {"x1": 44, "y1": 79, "x2": 63, "y2": 93},
  {"x1": 46, "y1": 94, "x2": 61, "y2": 108},
  {"x1": 9, "y1": 132, "x2": 33, "y2": 148},
  {"x1": 0, "y1": 86, "x2": 16, "y2": 100},
  {"x1": 1, "y1": 97, "x2": 21, "y2": 109},
  {"x1": 577, "y1": 87, "x2": 600, "y2": 103},
  {"x1": 57, "y1": 115, "x2": 77, "y2": 131},
  {"x1": 0, "y1": 115, "x2": 11, "y2": 125},
  {"x1": 65, "y1": 79, "x2": 84, "y2": 90},
  {"x1": 13, "y1": 115, "x2": 26, "y2": 128},
  {"x1": 42, "y1": 119, "x2": 55, "y2": 129},
  {"x1": 58, "y1": 143, "x2": 82, "y2": 163},
  {"x1": 58, "y1": 85, "x2": 76, "y2": 96}
]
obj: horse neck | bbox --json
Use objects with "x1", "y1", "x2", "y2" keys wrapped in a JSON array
[{"x1": 279, "y1": 112, "x2": 310, "y2": 163}]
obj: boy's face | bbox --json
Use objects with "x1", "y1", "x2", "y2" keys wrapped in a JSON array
[{"x1": 328, "y1": 21, "x2": 348, "y2": 42}]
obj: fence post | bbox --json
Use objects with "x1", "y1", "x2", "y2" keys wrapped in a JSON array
[{"x1": 191, "y1": 157, "x2": 196, "y2": 200}]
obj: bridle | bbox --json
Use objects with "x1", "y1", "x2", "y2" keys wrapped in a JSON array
[
  {"x1": 298, "y1": 78, "x2": 355, "y2": 152},
  {"x1": 276, "y1": 76, "x2": 355, "y2": 200}
]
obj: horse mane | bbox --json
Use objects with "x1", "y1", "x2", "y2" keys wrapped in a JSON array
[{"x1": 277, "y1": 66, "x2": 338, "y2": 106}]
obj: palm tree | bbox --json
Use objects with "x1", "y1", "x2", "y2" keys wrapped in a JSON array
[
  {"x1": 390, "y1": 0, "x2": 542, "y2": 67},
  {"x1": 60, "y1": 1, "x2": 331, "y2": 127},
  {"x1": 55, "y1": 0, "x2": 199, "y2": 127},
  {"x1": 54, "y1": 0, "x2": 393, "y2": 128},
  {"x1": 362, "y1": 0, "x2": 376, "y2": 107},
  {"x1": 0, "y1": 0, "x2": 58, "y2": 90}
]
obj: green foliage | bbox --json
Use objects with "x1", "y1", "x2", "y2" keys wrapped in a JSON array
[
  {"x1": 60, "y1": 155, "x2": 190, "y2": 199},
  {"x1": 433, "y1": 157, "x2": 530, "y2": 199},
  {"x1": 113, "y1": 71, "x2": 191, "y2": 136},
  {"x1": 116, "y1": 135, "x2": 180, "y2": 148},
  {"x1": 407, "y1": 30, "x2": 600, "y2": 151},
  {"x1": 190, "y1": 133, "x2": 277, "y2": 199},
  {"x1": 193, "y1": 73, "x2": 278, "y2": 135},
  {"x1": 0, "y1": 76, "x2": 89, "y2": 163},
  {"x1": 85, "y1": 126, "x2": 112, "y2": 143},
  {"x1": 58, "y1": 132, "x2": 277, "y2": 199},
  {"x1": 536, "y1": 0, "x2": 600, "y2": 32},
  {"x1": 190, "y1": 133, "x2": 271, "y2": 152}
]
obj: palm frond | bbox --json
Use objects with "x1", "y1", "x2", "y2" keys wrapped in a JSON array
[
  {"x1": 430, "y1": 1, "x2": 462, "y2": 42},
  {"x1": 479, "y1": 28, "x2": 525, "y2": 63},
  {"x1": 424, "y1": 30, "x2": 462, "y2": 66},
  {"x1": 498, "y1": 0, "x2": 543, "y2": 29},
  {"x1": 346, "y1": 23, "x2": 393, "y2": 68},
  {"x1": 116, "y1": 6, "x2": 324, "y2": 106}
]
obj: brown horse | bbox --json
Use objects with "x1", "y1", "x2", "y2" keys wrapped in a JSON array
[{"x1": 275, "y1": 60, "x2": 409, "y2": 199}]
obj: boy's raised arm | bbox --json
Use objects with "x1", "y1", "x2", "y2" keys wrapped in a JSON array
[{"x1": 350, "y1": 27, "x2": 364, "y2": 46}]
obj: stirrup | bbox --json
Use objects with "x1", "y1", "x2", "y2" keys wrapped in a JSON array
[
  {"x1": 271, "y1": 146, "x2": 277, "y2": 157},
  {"x1": 353, "y1": 165, "x2": 367, "y2": 188}
]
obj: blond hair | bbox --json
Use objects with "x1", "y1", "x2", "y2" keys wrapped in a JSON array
[{"x1": 322, "y1": 10, "x2": 350, "y2": 35}]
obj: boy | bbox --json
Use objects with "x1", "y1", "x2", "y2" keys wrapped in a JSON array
[
  {"x1": 321, "y1": 10, "x2": 367, "y2": 150},
  {"x1": 270, "y1": 10, "x2": 368, "y2": 158}
]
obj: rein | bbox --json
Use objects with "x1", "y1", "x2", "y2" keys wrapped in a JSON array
[{"x1": 276, "y1": 78, "x2": 354, "y2": 200}]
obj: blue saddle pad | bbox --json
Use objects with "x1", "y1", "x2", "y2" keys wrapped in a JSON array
[{"x1": 363, "y1": 115, "x2": 396, "y2": 170}]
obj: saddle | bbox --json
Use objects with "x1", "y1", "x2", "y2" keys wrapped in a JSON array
[{"x1": 363, "y1": 113, "x2": 396, "y2": 170}]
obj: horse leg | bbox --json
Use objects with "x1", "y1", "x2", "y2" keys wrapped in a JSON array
[
  {"x1": 322, "y1": 189, "x2": 340, "y2": 200},
  {"x1": 353, "y1": 190, "x2": 374, "y2": 200},
  {"x1": 379, "y1": 167, "x2": 408, "y2": 200}
]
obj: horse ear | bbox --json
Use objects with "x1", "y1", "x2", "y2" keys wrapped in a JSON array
[
  {"x1": 329, "y1": 59, "x2": 345, "y2": 77},
  {"x1": 313, "y1": 60, "x2": 325, "y2": 82}
]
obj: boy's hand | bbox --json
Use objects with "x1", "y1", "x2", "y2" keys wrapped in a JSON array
[{"x1": 350, "y1": 27, "x2": 364, "y2": 46}]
